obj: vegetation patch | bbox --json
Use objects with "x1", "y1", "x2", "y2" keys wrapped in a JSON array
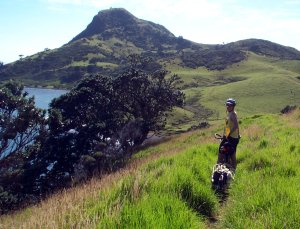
[
  {"x1": 246, "y1": 154, "x2": 272, "y2": 171},
  {"x1": 79, "y1": 146, "x2": 218, "y2": 228},
  {"x1": 220, "y1": 110, "x2": 300, "y2": 228}
]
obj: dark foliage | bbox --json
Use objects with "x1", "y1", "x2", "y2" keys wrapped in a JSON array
[
  {"x1": 10, "y1": 56, "x2": 184, "y2": 207},
  {"x1": 0, "y1": 81, "x2": 46, "y2": 213},
  {"x1": 280, "y1": 105, "x2": 297, "y2": 114},
  {"x1": 181, "y1": 46, "x2": 245, "y2": 70},
  {"x1": 225, "y1": 39, "x2": 300, "y2": 60}
]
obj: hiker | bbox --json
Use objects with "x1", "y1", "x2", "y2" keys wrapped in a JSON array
[{"x1": 217, "y1": 98, "x2": 240, "y2": 170}]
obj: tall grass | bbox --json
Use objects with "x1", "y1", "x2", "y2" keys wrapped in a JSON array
[
  {"x1": 1, "y1": 109, "x2": 299, "y2": 228},
  {"x1": 218, "y1": 108, "x2": 300, "y2": 228},
  {"x1": 77, "y1": 145, "x2": 219, "y2": 228}
]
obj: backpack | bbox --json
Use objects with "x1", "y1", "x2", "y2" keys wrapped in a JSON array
[{"x1": 219, "y1": 140, "x2": 234, "y2": 155}]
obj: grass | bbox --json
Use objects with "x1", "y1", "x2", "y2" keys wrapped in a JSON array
[
  {"x1": 90, "y1": 148, "x2": 217, "y2": 229},
  {"x1": 218, "y1": 108, "x2": 300, "y2": 228},
  {"x1": 164, "y1": 52, "x2": 300, "y2": 131},
  {"x1": 0, "y1": 108, "x2": 300, "y2": 228},
  {"x1": 164, "y1": 107, "x2": 197, "y2": 132},
  {"x1": 96, "y1": 62, "x2": 119, "y2": 68}
]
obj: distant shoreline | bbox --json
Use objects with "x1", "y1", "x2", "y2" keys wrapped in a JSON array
[
  {"x1": 24, "y1": 85, "x2": 71, "y2": 91},
  {"x1": 24, "y1": 86, "x2": 69, "y2": 91}
]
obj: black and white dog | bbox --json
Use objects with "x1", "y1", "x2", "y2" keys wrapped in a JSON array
[
  {"x1": 211, "y1": 139, "x2": 235, "y2": 191},
  {"x1": 211, "y1": 163, "x2": 234, "y2": 191}
]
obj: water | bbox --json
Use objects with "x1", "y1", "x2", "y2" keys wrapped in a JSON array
[
  {"x1": 0, "y1": 88, "x2": 68, "y2": 159},
  {"x1": 25, "y1": 87, "x2": 68, "y2": 109}
]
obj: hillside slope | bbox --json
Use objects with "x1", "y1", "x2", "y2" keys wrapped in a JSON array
[
  {"x1": 164, "y1": 51, "x2": 300, "y2": 133},
  {"x1": 1, "y1": 8, "x2": 300, "y2": 131},
  {"x1": 225, "y1": 38, "x2": 300, "y2": 59},
  {"x1": 1, "y1": 8, "x2": 300, "y2": 87},
  {"x1": 1, "y1": 108, "x2": 299, "y2": 228}
]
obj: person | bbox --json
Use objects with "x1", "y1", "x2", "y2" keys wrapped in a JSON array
[{"x1": 217, "y1": 98, "x2": 240, "y2": 170}]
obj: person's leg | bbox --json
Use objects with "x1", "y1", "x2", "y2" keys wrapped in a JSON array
[
  {"x1": 228, "y1": 137, "x2": 239, "y2": 170},
  {"x1": 230, "y1": 151, "x2": 237, "y2": 170}
]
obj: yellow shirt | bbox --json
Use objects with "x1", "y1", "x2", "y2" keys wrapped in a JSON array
[{"x1": 224, "y1": 111, "x2": 239, "y2": 138}]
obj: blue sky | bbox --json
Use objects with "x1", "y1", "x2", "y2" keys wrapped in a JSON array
[{"x1": 1, "y1": 0, "x2": 300, "y2": 64}]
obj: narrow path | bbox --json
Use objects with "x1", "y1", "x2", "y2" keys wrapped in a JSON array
[{"x1": 206, "y1": 180, "x2": 232, "y2": 228}]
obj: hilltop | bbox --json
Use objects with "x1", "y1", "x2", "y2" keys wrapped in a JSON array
[
  {"x1": 1, "y1": 8, "x2": 300, "y2": 88},
  {"x1": 70, "y1": 8, "x2": 178, "y2": 48}
]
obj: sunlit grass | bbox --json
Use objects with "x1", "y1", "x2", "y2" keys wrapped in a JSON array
[
  {"x1": 82, "y1": 144, "x2": 219, "y2": 228},
  {"x1": 219, "y1": 108, "x2": 300, "y2": 228},
  {"x1": 168, "y1": 52, "x2": 300, "y2": 124}
]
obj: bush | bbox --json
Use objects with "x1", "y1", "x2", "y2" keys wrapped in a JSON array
[
  {"x1": 281, "y1": 105, "x2": 297, "y2": 114},
  {"x1": 0, "y1": 186, "x2": 19, "y2": 214}
]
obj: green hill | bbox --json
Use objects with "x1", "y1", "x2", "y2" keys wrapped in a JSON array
[
  {"x1": 163, "y1": 51, "x2": 300, "y2": 133},
  {"x1": 1, "y1": 8, "x2": 300, "y2": 130},
  {"x1": 1, "y1": 108, "x2": 299, "y2": 228}
]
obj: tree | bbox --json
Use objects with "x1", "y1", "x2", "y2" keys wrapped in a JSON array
[
  {"x1": 29, "y1": 57, "x2": 183, "y2": 185},
  {"x1": 0, "y1": 57, "x2": 185, "y2": 211},
  {"x1": 114, "y1": 67, "x2": 184, "y2": 141},
  {"x1": 49, "y1": 57, "x2": 184, "y2": 152},
  {"x1": 0, "y1": 81, "x2": 46, "y2": 159},
  {"x1": 0, "y1": 61, "x2": 3, "y2": 74},
  {"x1": 0, "y1": 81, "x2": 46, "y2": 213}
]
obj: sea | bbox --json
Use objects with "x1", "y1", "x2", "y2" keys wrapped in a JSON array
[{"x1": 25, "y1": 87, "x2": 68, "y2": 109}]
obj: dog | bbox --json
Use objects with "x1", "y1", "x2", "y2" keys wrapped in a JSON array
[{"x1": 211, "y1": 163, "x2": 234, "y2": 191}]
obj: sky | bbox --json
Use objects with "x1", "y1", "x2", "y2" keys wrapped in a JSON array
[{"x1": 1, "y1": 0, "x2": 300, "y2": 64}]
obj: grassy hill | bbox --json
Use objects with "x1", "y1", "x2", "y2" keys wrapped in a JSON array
[
  {"x1": 1, "y1": 8, "x2": 300, "y2": 131},
  {"x1": 164, "y1": 52, "x2": 300, "y2": 132},
  {"x1": 1, "y1": 108, "x2": 299, "y2": 228}
]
